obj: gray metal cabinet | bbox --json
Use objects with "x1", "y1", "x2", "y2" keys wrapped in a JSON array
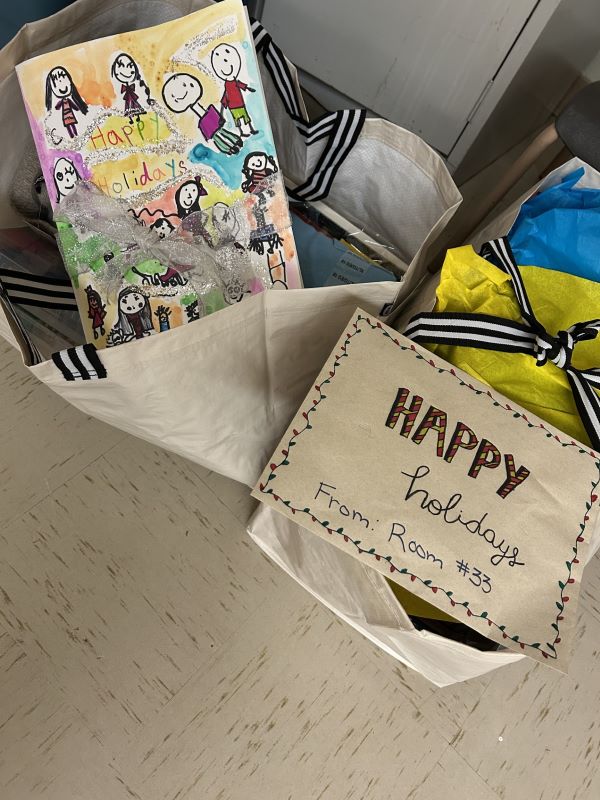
[{"x1": 260, "y1": 0, "x2": 600, "y2": 174}]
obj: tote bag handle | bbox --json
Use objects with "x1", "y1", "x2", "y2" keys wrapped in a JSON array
[
  {"x1": 0, "y1": 280, "x2": 43, "y2": 365},
  {"x1": 0, "y1": 267, "x2": 80, "y2": 365},
  {"x1": 251, "y1": 18, "x2": 367, "y2": 202},
  {"x1": 0, "y1": 269, "x2": 107, "y2": 377}
]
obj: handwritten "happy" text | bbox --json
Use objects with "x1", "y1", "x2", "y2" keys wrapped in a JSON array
[{"x1": 385, "y1": 387, "x2": 530, "y2": 499}]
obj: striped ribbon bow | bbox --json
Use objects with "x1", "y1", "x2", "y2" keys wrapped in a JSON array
[{"x1": 404, "y1": 237, "x2": 600, "y2": 450}]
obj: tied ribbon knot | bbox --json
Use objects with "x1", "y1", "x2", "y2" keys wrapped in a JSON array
[
  {"x1": 534, "y1": 323, "x2": 600, "y2": 369},
  {"x1": 404, "y1": 237, "x2": 600, "y2": 449}
]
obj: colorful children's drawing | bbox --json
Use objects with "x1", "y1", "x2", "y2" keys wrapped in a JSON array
[
  {"x1": 223, "y1": 274, "x2": 252, "y2": 304},
  {"x1": 154, "y1": 304, "x2": 172, "y2": 332},
  {"x1": 16, "y1": 0, "x2": 301, "y2": 348},
  {"x1": 241, "y1": 151, "x2": 278, "y2": 194},
  {"x1": 267, "y1": 248, "x2": 288, "y2": 288},
  {"x1": 112, "y1": 287, "x2": 154, "y2": 341},
  {"x1": 184, "y1": 298, "x2": 200, "y2": 323},
  {"x1": 211, "y1": 201, "x2": 241, "y2": 246},
  {"x1": 174, "y1": 177, "x2": 208, "y2": 218},
  {"x1": 162, "y1": 73, "x2": 243, "y2": 156},
  {"x1": 150, "y1": 218, "x2": 175, "y2": 238},
  {"x1": 132, "y1": 264, "x2": 187, "y2": 287}
]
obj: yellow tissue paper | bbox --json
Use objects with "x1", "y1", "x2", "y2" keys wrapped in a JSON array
[{"x1": 427, "y1": 245, "x2": 600, "y2": 446}]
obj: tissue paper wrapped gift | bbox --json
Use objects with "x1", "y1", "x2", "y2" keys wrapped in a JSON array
[{"x1": 405, "y1": 239, "x2": 600, "y2": 446}]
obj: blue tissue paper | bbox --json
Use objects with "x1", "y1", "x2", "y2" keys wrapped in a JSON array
[{"x1": 508, "y1": 167, "x2": 600, "y2": 281}]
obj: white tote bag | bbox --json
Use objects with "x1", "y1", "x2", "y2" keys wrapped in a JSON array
[
  {"x1": 247, "y1": 157, "x2": 600, "y2": 687},
  {"x1": 0, "y1": 0, "x2": 461, "y2": 488},
  {"x1": 247, "y1": 502, "x2": 600, "y2": 687}
]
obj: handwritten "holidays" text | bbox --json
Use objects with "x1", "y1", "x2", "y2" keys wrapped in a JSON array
[{"x1": 400, "y1": 464, "x2": 524, "y2": 568}]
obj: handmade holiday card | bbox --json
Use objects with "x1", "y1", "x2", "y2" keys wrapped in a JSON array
[
  {"x1": 253, "y1": 310, "x2": 600, "y2": 671},
  {"x1": 16, "y1": 0, "x2": 300, "y2": 347}
]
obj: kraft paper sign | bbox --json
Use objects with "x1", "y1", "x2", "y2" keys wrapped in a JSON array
[{"x1": 252, "y1": 310, "x2": 600, "y2": 670}]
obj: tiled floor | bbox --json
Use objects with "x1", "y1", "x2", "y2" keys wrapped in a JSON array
[{"x1": 2, "y1": 336, "x2": 600, "y2": 800}]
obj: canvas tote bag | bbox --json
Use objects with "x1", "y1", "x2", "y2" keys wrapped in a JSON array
[
  {"x1": 0, "y1": 0, "x2": 461, "y2": 488},
  {"x1": 247, "y1": 157, "x2": 600, "y2": 686}
]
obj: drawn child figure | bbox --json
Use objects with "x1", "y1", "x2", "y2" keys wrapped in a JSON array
[
  {"x1": 85, "y1": 285, "x2": 106, "y2": 339},
  {"x1": 45, "y1": 66, "x2": 88, "y2": 138},
  {"x1": 149, "y1": 217, "x2": 175, "y2": 239},
  {"x1": 211, "y1": 43, "x2": 257, "y2": 137},
  {"x1": 223, "y1": 276, "x2": 251, "y2": 304},
  {"x1": 174, "y1": 177, "x2": 208, "y2": 219},
  {"x1": 241, "y1": 152, "x2": 282, "y2": 254},
  {"x1": 162, "y1": 73, "x2": 243, "y2": 156},
  {"x1": 240, "y1": 151, "x2": 278, "y2": 194},
  {"x1": 248, "y1": 220, "x2": 283, "y2": 255},
  {"x1": 53, "y1": 157, "x2": 80, "y2": 202},
  {"x1": 111, "y1": 53, "x2": 155, "y2": 123},
  {"x1": 113, "y1": 287, "x2": 154, "y2": 341},
  {"x1": 154, "y1": 305, "x2": 172, "y2": 332}
]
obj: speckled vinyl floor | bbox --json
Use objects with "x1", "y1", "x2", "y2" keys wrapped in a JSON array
[{"x1": 1, "y1": 337, "x2": 599, "y2": 800}]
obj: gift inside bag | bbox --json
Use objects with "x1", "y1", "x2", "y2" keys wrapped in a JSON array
[
  {"x1": 387, "y1": 160, "x2": 600, "y2": 655},
  {"x1": 508, "y1": 166, "x2": 600, "y2": 281},
  {"x1": 364, "y1": 159, "x2": 600, "y2": 668},
  {"x1": 412, "y1": 242, "x2": 600, "y2": 446},
  {"x1": 0, "y1": 0, "x2": 460, "y2": 494},
  {"x1": 405, "y1": 157, "x2": 600, "y2": 454}
]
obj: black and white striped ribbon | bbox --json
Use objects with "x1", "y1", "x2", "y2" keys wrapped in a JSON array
[
  {"x1": 404, "y1": 236, "x2": 600, "y2": 449},
  {"x1": 251, "y1": 18, "x2": 304, "y2": 121},
  {"x1": 250, "y1": 18, "x2": 366, "y2": 202},
  {"x1": 293, "y1": 108, "x2": 367, "y2": 201},
  {"x1": 0, "y1": 268, "x2": 77, "y2": 310},
  {"x1": 52, "y1": 344, "x2": 106, "y2": 381},
  {"x1": 0, "y1": 282, "x2": 43, "y2": 365}
]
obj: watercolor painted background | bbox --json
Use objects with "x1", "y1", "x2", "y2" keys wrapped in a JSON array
[{"x1": 16, "y1": 0, "x2": 300, "y2": 347}]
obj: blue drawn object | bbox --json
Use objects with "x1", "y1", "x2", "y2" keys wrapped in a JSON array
[
  {"x1": 508, "y1": 167, "x2": 600, "y2": 282},
  {"x1": 155, "y1": 305, "x2": 171, "y2": 332}
]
